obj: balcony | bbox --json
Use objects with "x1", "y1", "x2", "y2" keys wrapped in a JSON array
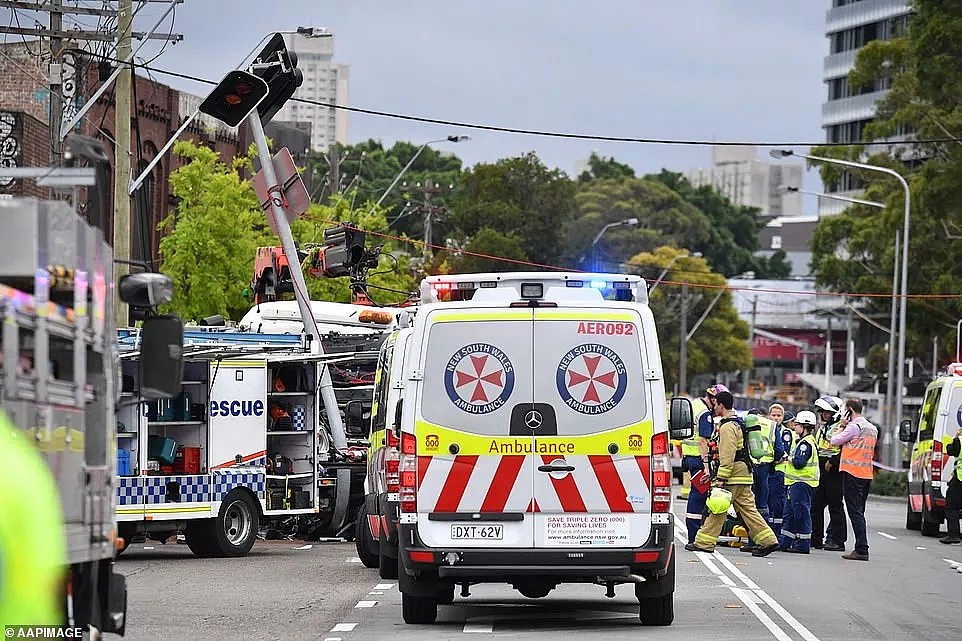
[
  {"x1": 821, "y1": 90, "x2": 889, "y2": 127},
  {"x1": 823, "y1": 49, "x2": 858, "y2": 81},
  {"x1": 826, "y1": 0, "x2": 913, "y2": 35}
]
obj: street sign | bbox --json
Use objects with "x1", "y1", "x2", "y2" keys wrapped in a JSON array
[{"x1": 252, "y1": 147, "x2": 311, "y2": 237}]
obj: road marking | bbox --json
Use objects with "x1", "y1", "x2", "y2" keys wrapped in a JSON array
[
  {"x1": 345, "y1": 557, "x2": 362, "y2": 563},
  {"x1": 355, "y1": 600, "x2": 377, "y2": 608},
  {"x1": 323, "y1": 638, "x2": 342, "y2": 641},
  {"x1": 463, "y1": 622, "x2": 494, "y2": 633},
  {"x1": 330, "y1": 623, "x2": 357, "y2": 632},
  {"x1": 942, "y1": 558, "x2": 961, "y2": 568},
  {"x1": 373, "y1": 583, "x2": 395, "y2": 590},
  {"x1": 143, "y1": 546, "x2": 154, "y2": 550},
  {"x1": 295, "y1": 544, "x2": 313, "y2": 550},
  {"x1": 368, "y1": 591, "x2": 383, "y2": 595},
  {"x1": 876, "y1": 531, "x2": 897, "y2": 540},
  {"x1": 729, "y1": 588, "x2": 794, "y2": 641},
  {"x1": 916, "y1": 546, "x2": 927, "y2": 550}
]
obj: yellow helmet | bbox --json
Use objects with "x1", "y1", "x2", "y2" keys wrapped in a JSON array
[{"x1": 706, "y1": 487, "x2": 733, "y2": 515}]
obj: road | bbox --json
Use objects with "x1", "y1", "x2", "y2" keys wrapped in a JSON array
[{"x1": 114, "y1": 496, "x2": 960, "y2": 640}]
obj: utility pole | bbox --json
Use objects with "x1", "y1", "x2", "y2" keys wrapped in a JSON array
[
  {"x1": 679, "y1": 283, "x2": 688, "y2": 395},
  {"x1": 743, "y1": 295, "x2": 757, "y2": 395},
  {"x1": 402, "y1": 179, "x2": 446, "y2": 264},
  {"x1": 113, "y1": 0, "x2": 133, "y2": 329},
  {"x1": 48, "y1": 0, "x2": 63, "y2": 164},
  {"x1": 847, "y1": 306, "x2": 855, "y2": 385}
]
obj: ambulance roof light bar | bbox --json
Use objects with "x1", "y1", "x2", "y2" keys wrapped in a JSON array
[{"x1": 420, "y1": 272, "x2": 648, "y2": 304}]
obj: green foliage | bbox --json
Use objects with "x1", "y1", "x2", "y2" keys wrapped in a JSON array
[
  {"x1": 577, "y1": 152, "x2": 636, "y2": 183},
  {"x1": 158, "y1": 141, "x2": 271, "y2": 322},
  {"x1": 454, "y1": 228, "x2": 528, "y2": 273},
  {"x1": 624, "y1": 247, "x2": 751, "y2": 392},
  {"x1": 867, "y1": 344, "x2": 889, "y2": 376},
  {"x1": 870, "y1": 470, "x2": 907, "y2": 497}
]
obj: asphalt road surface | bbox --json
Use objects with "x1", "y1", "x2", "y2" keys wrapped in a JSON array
[{"x1": 114, "y1": 496, "x2": 960, "y2": 640}]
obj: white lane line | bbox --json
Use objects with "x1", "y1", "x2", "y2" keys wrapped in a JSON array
[
  {"x1": 368, "y1": 591, "x2": 383, "y2": 595},
  {"x1": 876, "y1": 531, "x2": 897, "y2": 540},
  {"x1": 712, "y1": 553, "x2": 761, "y2": 591},
  {"x1": 345, "y1": 556, "x2": 362, "y2": 563},
  {"x1": 943, "y1": 558, "x2": 961, "y2": 568},
  {"x1": 355, "y1": 600, "x2": 377, "y2": 608},
  {"x1": 331, "y1": 623, "x2": 357, "y2": 632},
  {"x1": 295, "y1": 544, "x2": 313, "y2": 550},
  {"x1": 700, "y1": 555, "x2": 724, "y2": 576},
  {"x1": 323, "y1": 638, "x2": 342, "y2": 641},
  {"x1": 373, "y1": 583, "x2": 395, "y2": 590},
  {"x1": 463, "y1": 621, "x2": 494, "y2": 633},
  {"x1": 916, "y1": 546, "x2": 927, "y2": 550},
  {"x1": 719, "y1": 574, "x2": 737, "y2": 588},
  {"x1": 729, "y1": 588, "x2": 794, "y2": 641}
]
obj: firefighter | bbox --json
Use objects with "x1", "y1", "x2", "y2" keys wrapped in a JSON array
[
  {"x1": 811, "y1": 395, "x2": 847, "y2": 551},
  {"x1": 685, "y1": 390, "x2": 779, "y2": 556},
  {"x1": 778, "y1": 411, "x2": 820, "y2": 553},
  {"x1": 769, "y1": 409, "x2": 796, "y2": 537},
  {"x1": 0, "y1": 408, "x2": 67, "y2": 625},
  {"x1": 682, "y1": 384, "x2": 726, "y2": 544}
]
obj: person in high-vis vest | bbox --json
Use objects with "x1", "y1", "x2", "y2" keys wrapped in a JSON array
[
  {"x1": 778, "y1": 411, "x2": 820, "y2": 553},
  {"x1": 682, "y1": 385, "x2": 725, "y2": 544},
  {"x1": 0, "y1": 408, "x2": 67, "y2": 626},
  {"x1": 830, "y1": 398, "x2": 878, "y2": 561},
  {"x1": 810, "y1": 395, "x2": 847, "y2": 551},
  {"x1": 939, "y1": 427, "x2": 962, "y2": 545},
  {"x1": 769, "y1": 408, "x2": 796, "y2": 537},
  {"x1": 739, "y1": 410, "x2": 783, "y2": 553},
  {"x1": 685, "y1": 390, "x2": 779, "y2": 556}
]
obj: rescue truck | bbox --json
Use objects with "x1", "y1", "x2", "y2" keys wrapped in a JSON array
[
  {"x1": 389, "y1": 272, "x2": 694, "y2": 626},
  {"x1": 113, "y1": 304, "x2": 395, "y2": 553},
  {"x1": 900, "y1": 362, "x2": 962, "y2": 536},
  {"x1": 0, "y1": 134, "x2": 185, "y2": 635}
]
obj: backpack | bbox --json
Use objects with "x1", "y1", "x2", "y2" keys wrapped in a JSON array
[
  {"x1": 744, "y1": 416, "x2": 775, "y2": 461},
  {"x1": 707, "y1": 416, "x2": 754, "y2": 478}
]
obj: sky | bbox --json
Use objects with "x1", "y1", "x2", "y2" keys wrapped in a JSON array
[{"x1": 6, "y1": 1, "x2": 831, "y2": 210}]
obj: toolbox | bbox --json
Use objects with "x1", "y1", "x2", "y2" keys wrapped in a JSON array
[
  {"x1": 148, "y1": 435, "x2": 178, "y2": 465},
  {"x1": 173, "y1": 446, "x2": 201, "y2": 474},
  {"x1": 267, "y1": 489, "x2": 287, "y2": 510}
]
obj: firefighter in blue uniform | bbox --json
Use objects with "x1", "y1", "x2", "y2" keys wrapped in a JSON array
[{"x1": 683, "y1": 384, "x2": 727, "y2": 544}]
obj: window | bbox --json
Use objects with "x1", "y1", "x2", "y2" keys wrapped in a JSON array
[
  {"x1": 771, "y1": 235, "x2": 782, "y2": 250},
  {"x1": 371, "y1": 341, "x2": 395, "y2": 435},
  {"x1": 918, "y1": 386, "x2": 942, "y2": 441}
]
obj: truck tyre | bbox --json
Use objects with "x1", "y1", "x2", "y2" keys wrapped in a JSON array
[
  {"x1": 355, "y1": 504, "x2": 379, "y2": 568},
  {"x1": 906, "y1": 502, "x2": 922, "y2": 531},
  {"x1": 516, "y1": 581, "x2": 553, "y2": 599},
  {"x1": 212, "y1": 490, "x2": 259, "y2": 557},
  {"x1": 638, "y1": 593, "x2": 674, "y2": 626},
  {"x1": 921, "y1": 501, "x2": 941, "y2": 537},
  {"x1": 184, "y1": 520, "x2": 217, "y2": 557},
  {"x1": 379, "y1": 549, "x2": 398, "y2": 579},
  {"x1": 402, "y1": 592, "x2": 438, "y2": 624},
  {"x1": 436, "y1": 584, "x2": 455, "y2": 604}
]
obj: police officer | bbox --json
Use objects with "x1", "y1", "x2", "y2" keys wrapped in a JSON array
[
  {"x1": 0, "y1": 409, "x2": 67, "y2": 625},
  {"x1": 779, "y1": 411, "x2": 820, "y2": 553},
  {"x1": 811, "y1": 395, "x2": 847, "y2": 551},
  {"x1": 682, "y1": 384, "x2": 727, "y2": 544},
  {"x1": 769, "y1": 409, "x2": 796, "y2": 537}
]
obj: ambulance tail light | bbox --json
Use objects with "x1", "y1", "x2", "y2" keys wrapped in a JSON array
[
  {"x1": 933, "y1": 440, "x2": 943, "y2": 482},
  {"x1": 651, "y1": 431, "x2": 672, "y2": 513},
  {"x1": 385, "y1": 452, "x2": 401, "y2": 492},
  {"x1": 399, "y1": 432, "x2": 418, "y2": 513}
]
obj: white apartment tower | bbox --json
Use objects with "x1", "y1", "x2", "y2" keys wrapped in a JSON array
[
  {"x1": 820, "y1": 0, "x2": 912, "y2": 215},
  {"x1": 272, "y1": 31, "x2": 349, "y2": 153},
  {"x1": 685, "y1": 146, "x2": 804, "y2": 219}
]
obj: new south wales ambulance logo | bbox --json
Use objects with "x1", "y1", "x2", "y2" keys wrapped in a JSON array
[
  {"x1": 556, "y1": 343, "x2": 628, "y2": 415},
  {"x1": 444, "y1": 343, "x2": 515, "y2": 415}
]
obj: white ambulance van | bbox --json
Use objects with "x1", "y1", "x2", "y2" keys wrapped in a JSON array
[
  {"x1": 392, "y1": 272, "x2": 694, "y2": 625},
  {"x1": 900, "y1": 363, "x2": 962, "y2": 535}
]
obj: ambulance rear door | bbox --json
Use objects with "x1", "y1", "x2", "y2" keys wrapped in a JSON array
[
  {"x1": 531, "y1": 307, "x2": 653, "y2": 548},
  {"x1": 413, "y1": 307, "x2": 536, "y2": 548}
]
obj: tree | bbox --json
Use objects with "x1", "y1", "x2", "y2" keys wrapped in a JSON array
[
  {"x1": 453, "y1": 228, "x2": 529, "y2": 273},
  {"x1": 645, "y1": 170, "x2": 792, "y2": 278},
  {"x1": 451, "y1": 153, "x2": 576, "y2": 267},
  {"x1": 577, "y1": 152, "x2": 635, "y2": 183},
  {"x1": 566, "y1": 177, "x2": 711, "y2": 270},
  {"x1": 158, "y1": 140, "x2": 271, "y2": 322},
  {"x1": 624, "y1": 246, "x2": 752, "y2": 393},
  {"x1": 809, "y1": 0, "x2": 962, "y2": 366}
]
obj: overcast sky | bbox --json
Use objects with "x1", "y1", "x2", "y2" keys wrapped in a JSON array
[{"x1": 7, "y1": 1, "x2": 831, "y2": 209}]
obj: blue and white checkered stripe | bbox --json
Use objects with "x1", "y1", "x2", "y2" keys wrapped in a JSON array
[
  {"x1": 143, "y1": 475, "x2": 211, "y2": 504},
  {"x1": 213, "y1": 468, "x2": 265, "y2": 500},
  {"x1": 292, "y1": 405, "x2": 306, "y2": 430},
  {"x1": 117, "y1": 476, "x2": 141, "y2": 506}
]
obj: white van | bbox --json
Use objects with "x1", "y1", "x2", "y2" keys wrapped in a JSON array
[
  {"x1": 901, "y1": 363, "x2": 962, "y2": 535},
  {"x1": 392, "y1": 272, "x2": 693, "y2": 626}
]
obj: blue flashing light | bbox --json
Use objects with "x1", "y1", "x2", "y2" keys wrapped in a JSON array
[{"x1": 590, "y1": 279, "x2": 607, "y2": 289}]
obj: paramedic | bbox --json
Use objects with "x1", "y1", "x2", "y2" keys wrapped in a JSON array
[
  {"x1": 779, "y1": 411, "x2": 819, "y2": 553},
  {"x1": 831, "y1": 398, "x2": 878, "y2": 561},
  {"x1": 682, "y1": 385, "x2": 725, "y2": 544},
  {"x1": 686, "y1": 390, "x2": 779, "y2": 557},
  {"x1": 811, "y1": 395, "x2": 847, "y2": 551},
  {"x1": 0, "y1": 408, "x2": 67, "y2": 625},
  {"x1": 940, "y1": 427, "x2": 962, "y2": 545},
  {"x1": 769, "y1": 409, "x2": 796, "y2": 537}
]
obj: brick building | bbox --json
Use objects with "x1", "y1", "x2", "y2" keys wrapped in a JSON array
[{"x1": 0, "y1": 42, "x2": 251, "y2": 266}]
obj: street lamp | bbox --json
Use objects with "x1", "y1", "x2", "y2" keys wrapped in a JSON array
[
  {"x1": 589, "y1": 218, "x2": 640, "y2": 271},
  {"x1": 773, "y1": 148, "x2": 910, "y2": 466},
  {"x1": 649, "y1": 250, "x2": 702, "y2": 293},
  {"x1": 779, "y1": 185, "x2": 885, "y2": 210},
  {"x1": 372, "y1": 135, "x2": 470, "y2": 210}
]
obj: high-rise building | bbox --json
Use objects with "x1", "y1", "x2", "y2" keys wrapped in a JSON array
[
  {"x1": 820, "y1": 0, "x2": 912, "y2": 215},
  {"x1": 685, "y1": 145, "x2": 804, "y2": 219},
  {"x1": 270, "y1": 30, "x2": 349, "y2": 153}
]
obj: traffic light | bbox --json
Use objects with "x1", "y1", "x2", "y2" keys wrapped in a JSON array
[
  {"x1": 250, "y1": 32, "x2": 304, "y2": 125},
  {"x1": 311, "y1": 225, "x2": 366, "y2": 278},
  {"x1": 198, "y1": 70, "x2": 269, "y2": 127}
]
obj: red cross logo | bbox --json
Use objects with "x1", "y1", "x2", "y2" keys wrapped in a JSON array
[
  {"x1": 566, "y1": 354, "x2": 618, "y2": 404},
  {"x1": 454, "y1": 354, "x2": 505, "y2": 404}
]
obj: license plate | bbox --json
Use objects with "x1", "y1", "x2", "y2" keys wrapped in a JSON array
[{"x1": 450, "y1": 524, "x2": 503, "y2": 540}]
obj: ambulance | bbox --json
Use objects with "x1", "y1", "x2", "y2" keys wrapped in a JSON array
[
  {"x1": 901, "y1": 362, "x2": 962, "y2": 536},
  {"x1": 391, "y1": 272, "x2": 694, "y2": 626}
]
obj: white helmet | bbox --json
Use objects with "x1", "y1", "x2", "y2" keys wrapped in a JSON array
[
  {"x1": 813, "y1": 395, "x2": 843, "y2": 420},
  {"x1": 795, "y1": 410, "x2": 818, "y2": 427}
]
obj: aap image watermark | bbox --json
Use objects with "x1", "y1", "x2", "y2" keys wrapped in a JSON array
[{"x1": 4, "y1": 627, "x2": 85, "y2": 639}]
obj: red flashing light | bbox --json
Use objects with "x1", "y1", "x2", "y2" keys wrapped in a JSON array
[
  {"x1": 401, "y1": 432, "x2": 417, "y2": 455},
  {"x1": 651, "y1": 432, "x2": 669, "y2": 456}
]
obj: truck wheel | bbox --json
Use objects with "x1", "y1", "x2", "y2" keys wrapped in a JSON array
[
  {"x1": 184, "y1": 520, "x2": 217, "y2": 557},
  {"x1": 355, "y1": 505, "x2": 379, "y2": 568},
  {"x1": 921, "y1": 502, "x2": 942, "y2": 537},
  {"x1": 638, "y1": 593, "x2": 674, "y2": 626},
  {"x1": 379, "y1": 550, "x2": 398, "y2": 579},
  {"x1": 212, "y1": 490, "x2": 259, "y2": 557},
  {"x1": 516, "y1": 581, "x2": 554, "y2": 599},
  {"x1": 906, "y1": 502, "x2": 922, "y2": 531},
  {"x1": 436, "y1": 584, "x2": 455, "y2": 605},
  {"x1": 402, "y1": 592, "x2": 438, "y2": 624}
]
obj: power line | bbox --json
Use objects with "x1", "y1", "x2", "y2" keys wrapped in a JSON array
[{"x1": 82, "y1": 52, "x2": 962, "y2": 149}]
